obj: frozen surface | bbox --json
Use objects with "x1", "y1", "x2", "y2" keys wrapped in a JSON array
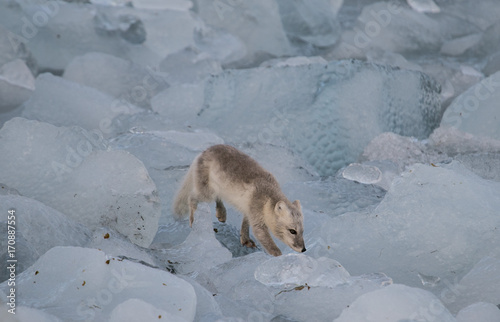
[
  {"x1": 407, "y1": 0, "x2": 440, "y2": 13},
  {"x1": 0, "y1": 118, "x2": 160, "y2": 247},
  {"x1": 254, "y1": 254, "x2": 350, "y2": 288},
  {"x1": 0, "y1": 194, "x2": 90, "y2": 281},
  {"x1": 194, "y1": 59, "x2": 441, "y2": 175},
  {"x1": 0, "y1": 246, "x2": 196, "y2": 321},
  {"x1": 63, "y1": 52, "x2": 168, "y2": 109},
  {"x1": 0, "y1": 59, "x2": 35, "y2": 112},
  {"x1": 441, "y1": 71, "x2": 500, "y2": 140},
  {"x1": 456, "y1": 302, "x2": 500, "y2": 322},
  {"x1": 315, "y1": 162, "x2": 500, "y2": 289},
  {"x1": 23, "y1": 73, "x2": 141, "y2": 134},
  {"x1": 449, "y1": 256, "x2": 500, "y2": 314},
  {"x1": 193, "y1": 0, "x2": 292, "y2": 67},
  {"x1": 0, "y1": 24, "x2": 37, "y2": 74},
  {"x1": 334, "y1": 284, "x2": 456, "y2": 322},
  {"x1": 154, "y1": 203, "x2": 232, "y2": 276},
  {"x1": 341, "y1": 163, "x2": 382, "y2": 185},
  {"x1": 159, "y1": 47, "x2": 223, "y2": 84},
  {"x1": 275, "y1": 0, "x2": 340, "y2": 49},
  {"x1": 199, "y1": 252, "x2": 391, "y2": 321},
  {"x1": 0, "y1": 2, "x2": 197, "y2": 71}
]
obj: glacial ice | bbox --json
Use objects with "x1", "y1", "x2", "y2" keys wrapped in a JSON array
[
  {"x1": 0, "y1": 118, "x2": 160, "y2": 247},
  {"x1": 22, "y1": 73, "x2": 141, "y2": 134},
  {"x1": 63, "y1": 52, "x2": 168, "y2": 109},
  {"x1": 0, "y1": 59, "x2": 34, "y2": 112},
  {"x1": 1, "y1": 1, "x2": 500, "y2": 320},
  {"x1": 0, "y1": 194, "x2": 90, "y2": 282},
  {"x1": 456, "y1": 302, "x2": 500, "y2": 322},
  {"x1": 314, "y1": 162, "x2": 500, "y2": 290},
  {"x1": 193, "y1": 0, "x2": 292, "y2": 67},
  {"x1": 0, "y1": 246, "x2": 197, "y2": 321},
  {"x1": 0, "y1": 1, "x2": 198, "y2": 71},
  {"x1": 254, "y1": 254, "x2": 350, "y2": 288},
  {"x1": 441, "y1": 70, "x2": 500, "y2": 140},
  {"x1": 334, "y1": 284, "x2": 456, "y2": 322},
  {"x1": 194, "y1": 59, "x2": 441, "y2": 175}
]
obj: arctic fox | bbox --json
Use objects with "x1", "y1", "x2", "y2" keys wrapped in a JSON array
[{"x1": 173, "y1": 144, "x2": 306, "y2": 256}]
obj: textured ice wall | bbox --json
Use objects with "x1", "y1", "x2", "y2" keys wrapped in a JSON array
[
  {"x1": 195, "y1": 59, "x2": 441, "y2": 175},
  {"x1": 0, "y1": 118, "x2": 160, "y2": 247}
]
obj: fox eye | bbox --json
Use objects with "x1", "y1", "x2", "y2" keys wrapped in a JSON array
[{"x1": 289, "y1": 229, "x2": 297, "y2": 235}]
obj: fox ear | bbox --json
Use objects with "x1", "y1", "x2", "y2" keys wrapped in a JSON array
[
  {"x1": 293, "y1": 200, "x2": 301, "y2": 211},
  {"x1": 275, "y1": 201, "x2": 288, "y2": 215}
]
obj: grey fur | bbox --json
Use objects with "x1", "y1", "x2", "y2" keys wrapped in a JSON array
[{"x1": 173, "y1": 144, "x2": 305, "y2": 256}]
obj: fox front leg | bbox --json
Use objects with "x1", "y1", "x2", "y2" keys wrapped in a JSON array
[
  {"x1": 252, "y1": 224, "x2": 282, "y2": 256},
  {"x1": 240, "y1": 216, "x2": 256, "y2": 248}
]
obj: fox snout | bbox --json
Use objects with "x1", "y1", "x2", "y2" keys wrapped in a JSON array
[{"x1": 301, "y1": 247, "x2": 307, "y2": 252}]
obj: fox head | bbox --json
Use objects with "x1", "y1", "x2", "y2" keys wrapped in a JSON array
[{"x1": 272, "y1": 200, "x2": 306, "y2": 254}]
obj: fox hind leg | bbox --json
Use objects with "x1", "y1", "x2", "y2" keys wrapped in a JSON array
[
  {"x1": 240, "y1": 216, "x2": 256, "y2": 248},
  {"x1": 215, "y1": 198, "x2": 227, "y2": 223},
  {"x1": 189, "y1": 197, "x2": 198, "y2": 227}
]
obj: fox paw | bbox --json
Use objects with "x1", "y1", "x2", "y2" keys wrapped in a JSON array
[{"x1": 241, "y1": 239, "x2": 256, "y2": 248}]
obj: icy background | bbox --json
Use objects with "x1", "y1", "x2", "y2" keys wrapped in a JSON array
[{"x1": 0, "y1": 0, "x2": 500, "y2": 321}]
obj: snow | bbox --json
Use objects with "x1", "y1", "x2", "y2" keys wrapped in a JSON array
[{"x1": 1, "y1": 0, "x2": 500, "y2": 321}]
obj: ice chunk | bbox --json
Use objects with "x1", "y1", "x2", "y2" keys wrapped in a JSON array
[
  {"x1": 193, "y1": 0, "x2": 292, "y2": 67},
  {"x1": 255, "y1": 254, "x2": 350, "y2": 288},
  {"x1": 362, "y1": 132, "x2": 446, "y2": 169},
  {"x1": 456, "y1": 302, "x2": 500, "y2": 322},
  {"x1": 0, "y1": 306, "x2": 63, "y2": 322},
  {"x1": 0, "y1": 59, "x2": 34, "y2": 112},
  {"x1": 155, "y1": 203, "x2": 232, "y2": 275},
  {"x1": 201, "y1": 252, "x2": 389, "y2": 321},
  {"x1": 429, "y1": 126, "x2": 500, "y2": 156},
  {"x1": 63, "y1": 52, "x2": 168, "y2": 109},
  {"x1": 0, "y1": 246, "x2": 197, "y2": 321},
  {"x1": 193, "y1": 26, "x2": 247, "y2": 67},
  {"x1": 109, "y1": 128, "x2": 223, "y2": 224},
  {"x1": 109, "y1": 299, "x2": 188, "y2": 322},
  {"x1": 342, "y1": 163, "x2": 382, "y2": 185},
  {"x1": 194, "y1": 59, "x2": 441, "y2": 175},
  {"x1": 0, "y1": 118, "x2": 160, "y2": 247},
  {"x1": 283, "y1": 177, "x2": 387, "y2": 217},
  {"x1": 407, "y1": 0, "x2": 440, "y2": 13},
  {"x1": 22, "y1": 73, "x2": 141, "y2": 134},
  {"x1": 441, "y1": 71, "x2": 500, "y2": 140},
  {"x1": 152, "y1": 83, "x2": 205, "y2": 122},
  {"x1": 93, "y1": 11, "x2": 146, "y2": 44},
  {"x1": 180, "y1": 276, "x2": 223, "y2": 321},
  {"x1": 87, "y1": 227, "x2": 156, "y2": 266},
  {"x1": 449, "y1": 257, "x2": 500, "y2": 314},
  {"x1": 260, "y1": 56, "x2": 328, "y2": 68},
  {"x1": 275, "y1": 0, "x2": 340, "y2": 48},
  {"x1": 334, "y1": 284, "x2": 456, "y2": 322},
  {"x1": 0, "y1": 24, "x2": 37, "y2": 74},
  {"x1": 0, "y1": 2, "x2": 197, "y2": 71},
  {"x1": 340, "y1": 2, "x2": 477, "y2": 57},
  {"x1": 315, "y1": 162, "x2": 500, "y2": 288},
  {"x1": 454, "y1": 153, "x2": 500, "y2": 182},
  {"x1": 440, "y1": 34, "x2": 482, "y2": 56},
  {"x1": 0, "y1": 194, "x2": 90, "y2": 281},
  {"x1": 159, "y1": 47, "x2": 223, "y2": 84}
]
